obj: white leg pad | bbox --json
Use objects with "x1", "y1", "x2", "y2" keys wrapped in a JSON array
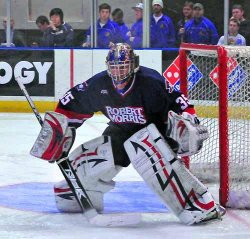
[
  {"x1": 124, "y1": 123, "x2": 220, "y2": 225},
  {"x1": 54, "y1": 180, "x2": 105, "y2": 212},
  {"x1": 54, "y1": 135, "x2": 122, "y2": 212}
]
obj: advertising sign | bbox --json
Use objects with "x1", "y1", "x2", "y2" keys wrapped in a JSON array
[{"x1": 0, "y1": 50, "x2": 54, "y2": 96}]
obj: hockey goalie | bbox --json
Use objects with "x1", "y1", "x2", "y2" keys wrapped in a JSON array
[{"x1": 31, "y1": 43, "x2": 225, "y2": 225}]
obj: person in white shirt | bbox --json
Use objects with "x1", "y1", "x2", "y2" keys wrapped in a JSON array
[{"x1": 217, "y1": 17, "x2": 246, "y2": 46}]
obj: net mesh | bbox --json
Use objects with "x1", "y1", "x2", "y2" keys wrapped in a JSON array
[{"x1": 182, "y1": 46, "x2": 250, "y2": 208}]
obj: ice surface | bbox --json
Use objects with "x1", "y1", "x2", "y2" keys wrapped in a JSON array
[{"x1": 0, "y1": 113, "x2": 250, "y2": 239}]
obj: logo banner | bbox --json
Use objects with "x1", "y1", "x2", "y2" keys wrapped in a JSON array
[{"x1": 0, "y1": 50, "x2": 54, "y2": 96}]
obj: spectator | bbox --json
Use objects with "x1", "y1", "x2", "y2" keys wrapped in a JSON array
[
  {"x1": 82, "y1": 3, "x2": 122, "y2": 48},
  {"x1": 231, "y1": 4, "x2": 250, "y2": 45},
  {"x1": 36, "y1": 15, "x2": 50, "y2": 33},
  {"x1": 150, "y1": 0, "x2": 176, "y2": 48},
  {"x1": 176, "y1": 1, "x2": 193, "y2": 44},
  {"x1": 112, "y1": 8, "x2": 129, "y2": 43},
  {"x1": 0, "y1": 17, "x2": 26, "y2": 47},
  {"x1": 217, "y1": 18, "x2": 246, "y2": 46},
  {"x1": 184, "y1": 3, "x2": 219, "y2": 45},
  {"x1": 31, "y1": 15, "x2": 50, "y2": 47},
  {"x1": 125, "y1": 3, "x2": 143, "y2": 48},
  {"x1": 43, "y1": 8, "x2": 74, "y2": 47}
]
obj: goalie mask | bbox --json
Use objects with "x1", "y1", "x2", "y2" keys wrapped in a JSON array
[{"x1": 106, "y1": 43, "x2": 139, "y2": 92}]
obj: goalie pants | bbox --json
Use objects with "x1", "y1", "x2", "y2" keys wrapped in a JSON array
[
  {"x1": 102, "y1": 124, "x2": 178, "y2": 168},
  {"x1": 102, "y1": 125, "x2": 131, "y2": 167}
]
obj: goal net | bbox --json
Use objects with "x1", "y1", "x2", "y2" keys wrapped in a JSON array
[{"x1": 178, "y1": 43, "x2": 250, "y2": 209}]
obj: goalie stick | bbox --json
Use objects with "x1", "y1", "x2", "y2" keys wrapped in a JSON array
[{"x1": 15, "y1": 77, "x2": 141, "y2": 227}]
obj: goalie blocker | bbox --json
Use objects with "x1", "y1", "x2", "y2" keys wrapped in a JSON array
[
  {"x1": 124, "y1": 123, "x2": 225, "y2": 225},
  {"x1": 30, "y1": 111, "x2": 75, "y2": 161}
]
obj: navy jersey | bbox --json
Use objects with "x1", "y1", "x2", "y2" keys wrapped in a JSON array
[{"x1": 55, "y1": 66, "x2": 194, "y2": 136}]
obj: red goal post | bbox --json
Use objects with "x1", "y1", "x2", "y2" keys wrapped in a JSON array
[{"x1": 179, "y1": 43, "x2": 250, "y2": 209}]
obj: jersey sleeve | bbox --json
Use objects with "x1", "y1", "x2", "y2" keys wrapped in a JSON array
[
  {"x1": 153, "y1": 79, "x2": 196, "y2": 119},
  {"x1": 168, "y1": 90, "x2": 196, "y2": 115},
  {"x1": 55, "y1": 80, "x2": 96, "y2": 128}
]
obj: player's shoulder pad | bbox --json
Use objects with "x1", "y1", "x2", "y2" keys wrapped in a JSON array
[
  {"x1": 137, "y1": 66, "x2": 165, "y2": 84},
  {"x1": 92, "y1": 70, "x2": 108, "y2": 79},
  {"x1": 87, "y1": 70, "x2": 109, "y2": 84},
  {"x1": 75, "y1": 70, "x2": 109, "y2": 92}
]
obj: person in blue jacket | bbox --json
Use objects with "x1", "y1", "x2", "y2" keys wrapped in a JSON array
[
  {"x1": 183, "y1": 3, "x2": 219, "y2": 45},
  {"x1": 82, "y1": 3, "x2": 122, "y2": 48},
  {"x1": 43, "y1": 8, "x2": 74, "y2": 47},
  {"x1": 125, "y1": 3, "x2": 143, "y2": 48},
  {"x1": 150, "y1": 0, "x2": 176, "y2": 48},
  {"x1": 112, "y1": 8, "x2": 129, "y2": 43}
]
